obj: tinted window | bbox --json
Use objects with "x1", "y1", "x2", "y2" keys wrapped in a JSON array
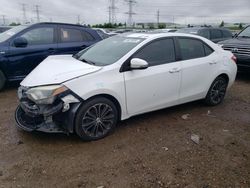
[
  {"x1": 222, "y1": 30, "x2": 232, "y2": 38},
  {"x1": 204, "y1": 44, "x2": 214, "y2": 56},
  {"x1": 178, "y1": 38, "x2": 205, "y2": 60},
  {"x1": 21, "y1": 27, "x2": 54, "y2": 45},
  {"x1": 134, "y1": 38, "x2": 175, "y2": 66},
  {"x1": 82, "y1": 31, "x2": 95, "y2": 41},
  {"x1": 60, "y1": 28, "x2": 82, "y2": 42},
  {"x1": 199, "y1": 29, "x2": 210, "y2": 39},
  {"x1": 210, "y1": 29, "x2": 223, "y2": 39}
]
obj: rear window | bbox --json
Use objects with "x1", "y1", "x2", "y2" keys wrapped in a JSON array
[
  {"x1": 222, "y1": 30, "x2": 232, "y2": 38},
  {"x1": 210, "y1": 29, "x2": 223, "y2": 39}
]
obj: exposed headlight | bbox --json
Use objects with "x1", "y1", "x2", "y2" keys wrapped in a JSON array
[{"x1": 25, "y1": 85, "x2": 68, "y2": 104}]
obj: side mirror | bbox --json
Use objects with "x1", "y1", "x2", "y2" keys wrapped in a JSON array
[
  {"x1": 13, "y1": 37, "x2": 28, "y2": 48},
  {"x1": 130, "y1": 58, "x2": 148, "y2": 70}
]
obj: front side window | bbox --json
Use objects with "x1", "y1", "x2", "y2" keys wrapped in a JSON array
[
  {"x1": 222, "y1": 30, "x2": 232, "y2": 38},
  {"x1": 178, "y1": 38, "x2": 205, "y2": 60},
  {"x1": 210, "y1": 29, "x2": 223, "y2": 39},
  {"x1": 21, "y1": 27, "x2": 54, "y2": 45},
  {"x1": 199, "y1": 29, "x2": 210, "y2": 39},
  {"x1": 133, "y1": 38, "x2": 176, "y2": 66},
  {"x1": 60, "y1": 28, "x2": 83, "y2": 42}
]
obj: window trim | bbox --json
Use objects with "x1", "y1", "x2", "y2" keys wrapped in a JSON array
[
  {"x1": 120, "y1": 37, "x2": 177, "y2": 72},
  {"x1": 176, "y1": 36, "x2": 214, "y2": 61}
]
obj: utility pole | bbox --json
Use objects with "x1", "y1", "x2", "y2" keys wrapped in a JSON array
[
  {"x1": 77, "y1": 15, "x2": 80, "y2": 24},
  {"x1": 34, "y1": 5, "x2": 41, "y2": 23},
  {"x1": 21, "y1": 3, "x2": 27, "y2": 24},
  {"x1": 1, "y1": 15, "x2": 6, "y2": 25},
  {"x1": 157, "y1": 10, "x2": 160, "y2": 28},
  {"x1": 125, "y1": 0, "x2": 136, "y2": 28},
  {"x1": 108, "y1": 0, "x2": 117, "y2": 24}
]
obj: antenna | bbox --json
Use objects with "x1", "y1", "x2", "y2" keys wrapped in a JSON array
[
  {"x1": 124, "y1": 0, "x2": 136, "y2": 27},
  {"x1": 34, "y1": 5, "x2": 41, "y2": 23}
]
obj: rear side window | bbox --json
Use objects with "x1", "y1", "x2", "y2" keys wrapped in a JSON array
[
  {"x1": 204, "y1": 44, "x2": 214, "y2": 56},
  {"x1": 60, "y1": 28, "x2": 83, "y2": 42},
  {"x1": 178, "y1": 38, "x2": 205, "y2": 60},
  {"x1": 210, "y1": 29, "x2": 223, "y2": 39},
  {"x1": 82, "y1": 31, "x2": 95, "y2": 41},
  {"x1": 21, "y1": 27, "x2": 54, "y2": 45},
  {"x1": 222, "y1": 30, "x2": 232, "y2": 38},
  {"x1": 134, "y1": 38, "x2": 176, "y2": 66}
]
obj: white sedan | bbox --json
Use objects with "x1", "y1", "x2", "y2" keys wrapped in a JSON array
[{"x1": 15, "y1": 33, "x2": 237, "y2": 141}]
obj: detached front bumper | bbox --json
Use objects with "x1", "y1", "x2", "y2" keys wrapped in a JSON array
[{"x1": 15, "y1": 88, "x2": 82, "y2": 133}]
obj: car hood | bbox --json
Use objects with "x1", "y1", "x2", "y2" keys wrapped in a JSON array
[
  {"x1": 219, "y1": 37, "x2": 250, "y2": 46},
  {"x1": 21, "y1": 55, "x2": 102, "y2": 87}
]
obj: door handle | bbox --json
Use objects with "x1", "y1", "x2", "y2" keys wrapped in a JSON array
[
  {"x1": 209, "y1": 61, "x2": 217, "y2": 65},
  {"x1": 169, "y1": 67, "x2": 181, "y2": 73},
  {"x1": 48, "y1": 48, "x2": 56, "y2": 54}
]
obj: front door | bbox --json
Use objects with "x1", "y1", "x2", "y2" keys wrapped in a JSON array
[{"x1": 124, "y1": 38, "x2": 181, "y2": 116}]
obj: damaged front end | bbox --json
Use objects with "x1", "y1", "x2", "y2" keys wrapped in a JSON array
[{"x1": 15, "y1": 85, "x2": 81, "y2": 133}]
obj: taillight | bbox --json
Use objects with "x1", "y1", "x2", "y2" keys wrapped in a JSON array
[{"x1": 231, "y1": 55, "x2": 237, "y2": 63}]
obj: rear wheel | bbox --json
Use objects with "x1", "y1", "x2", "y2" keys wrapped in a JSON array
[
  {"x1": 0, "y1": 70, "x2": 6, "y2": 91},
  {"x1": 75, "y1": 97, "x2": 118, "y2": 141},
  {"x1": 205, "y1": 76, "x2": 228, "y2": 106}
]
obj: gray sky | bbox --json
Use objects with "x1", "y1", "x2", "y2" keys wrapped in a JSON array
[{"x1": 1, "y1": 0, "x2": 250, "y2": 25}]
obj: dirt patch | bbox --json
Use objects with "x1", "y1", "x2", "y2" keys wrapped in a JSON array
[{"x1": 0, "y1": 74, "x2": 250, "y2": 188}]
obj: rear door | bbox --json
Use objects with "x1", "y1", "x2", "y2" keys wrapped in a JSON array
[
  {"x1": 7, "y1": 25, "x2": 56, "y2": 79},
  {"x1": 57, "y1": 25, "x2": 96, "y2": 55},
  {"x1": 177, "y1": 37, "x2": 218, "y2": 103}
]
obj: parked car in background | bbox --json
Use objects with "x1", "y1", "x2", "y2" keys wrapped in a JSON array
[
  {"x1": 0, "y1": 22, "x2": 102, "y2": 90},
  {"x1": 154, "y1": 28, "x2": 177, "y2": 33},
  {"x1": 15, "y1": 33, "x2": 237, "y2": 141},
  {"x1": 93, "y1": 28, "x2": 117, "y2": 39},
  {"x1": 0, "y1": 26, "x2": 12, "y2": 33},
  {"x1": 219, "y1": 25, "x2": 250, "y2": 72},
  {"x1": 177, "y1": 27, "x2": 233, "y2": 43}
]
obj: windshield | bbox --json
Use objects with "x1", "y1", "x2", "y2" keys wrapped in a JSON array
[
  {"x1": 0, "y1": 25, "x2": 28, "y2": 43},
  {"x1": 238, "y1": 26, "x2": 250, "y2": 38},
  {"x1": 75, "y1": 35, "x2": 145, "y2": 66}
]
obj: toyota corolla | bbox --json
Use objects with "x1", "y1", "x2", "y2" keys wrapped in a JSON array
[{"x1": 15, "y1": 33, "x2": 237, "y2": 141}]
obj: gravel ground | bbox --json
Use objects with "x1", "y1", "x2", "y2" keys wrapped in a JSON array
[{"x1": 0, "y1": 73, "x2": 250, "y2": 188}]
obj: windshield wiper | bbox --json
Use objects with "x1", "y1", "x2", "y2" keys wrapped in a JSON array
[{"x1": 80, "y1": 58, "x2": 96, "y2": 65}]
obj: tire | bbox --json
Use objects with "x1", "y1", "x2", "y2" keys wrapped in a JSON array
[
  {"x1": 205, "y1": 76, "x2": 228, "y2": 106},
  {"x1": 75, "y1": 97, "x2": 118, "y2": 141},
  {"x1": 0, "y1": 70, "x2": 6, "y2": 91}
]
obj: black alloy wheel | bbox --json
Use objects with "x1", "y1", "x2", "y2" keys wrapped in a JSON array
[{"x1": 75, "y1": 97, "x2": 118, "y2": 141}]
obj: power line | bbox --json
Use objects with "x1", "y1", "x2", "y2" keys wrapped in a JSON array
[
  {"x1": 34, "y1": 5, "x2": 41, "y2": 23},
  {"x1": 125, "y1": 0, "x2": 136, "y2": 27},
  {"x1": 21, "y1": 3, "x2": 27, "y2": 24}
]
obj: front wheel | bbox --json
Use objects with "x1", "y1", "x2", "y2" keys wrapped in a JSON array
[
  {"x1": 75, "y1": 97, "x2": 118, "y2": 141},
  {"x1": 205, "y1": 76, "x2": 228, "y2": 106}
]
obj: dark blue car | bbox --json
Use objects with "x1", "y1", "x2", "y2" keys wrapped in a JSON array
[{"x1": 0, "y1": 22, "x2": 102, "y2": 90}]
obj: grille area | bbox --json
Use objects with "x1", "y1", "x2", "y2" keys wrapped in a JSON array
[{"x1": 223, "y1": 45, "x2": 250, "y2": 56}]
